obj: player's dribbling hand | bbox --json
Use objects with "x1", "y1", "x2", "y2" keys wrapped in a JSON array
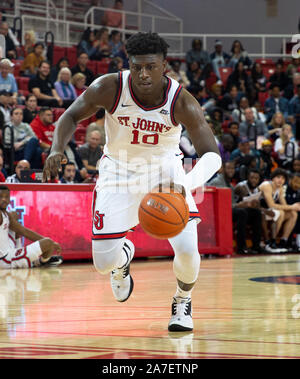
[{"x1": 42, "y1": 152, "x2": 68, "y2": 182}]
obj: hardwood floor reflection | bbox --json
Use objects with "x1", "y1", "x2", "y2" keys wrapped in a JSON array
[{"x1": 0, "y1": 254, "x2": 300, "y2": 358}]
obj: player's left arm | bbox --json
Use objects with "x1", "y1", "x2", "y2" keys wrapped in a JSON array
[
  {"x1": 174, "y1": 89, "x2": 222, "y2": 190},
  {"x1": 8, "y1": 212, "x2": 45, "y2": 242}
]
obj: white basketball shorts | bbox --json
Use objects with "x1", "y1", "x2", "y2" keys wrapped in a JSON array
[
  {"x1": 0, "y1": 241, "x2": 42, "y2": 269},
  {"x1": 92, "y1": 155, "x2": 201, "y2": 241}
]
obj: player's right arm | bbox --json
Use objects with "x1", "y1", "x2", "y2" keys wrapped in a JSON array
[{"x1": 43, "y1": 74, "x2": 119, "y2": 181}]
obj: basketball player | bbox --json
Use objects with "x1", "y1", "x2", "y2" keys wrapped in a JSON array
[
  {"x1": 0, "y1": 185, "x2": 63, "y2": 269},
  {"x1": 43, "y1": 32, "x2": 221, "y2": 331}
]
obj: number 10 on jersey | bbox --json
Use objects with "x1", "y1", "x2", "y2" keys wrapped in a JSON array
[{"x1": 130, "y1": 130, "x2": 159, "y2": 145}]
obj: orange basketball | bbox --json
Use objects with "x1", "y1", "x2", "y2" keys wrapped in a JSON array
[{"x1": 138, "y1": 191, "x2": 189, "y2": 239}]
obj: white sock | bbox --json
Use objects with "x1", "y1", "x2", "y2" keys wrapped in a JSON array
[
  {"x1": 296, "y1": 234, "x2": 300, "y2": 248},
  {"x1": 174, "y1": 284, "x2": 192, "y2": 300}
]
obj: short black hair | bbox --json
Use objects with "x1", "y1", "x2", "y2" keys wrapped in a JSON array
[
  {"x1": 270, "y1": 168, "x2": 288, "y2": 181},
  {"x1": 0, "y1": 185, "x2": 10, "y2": 192},
  {"x1": 248, "y1": 168, "x2": 261, "y2": 177},
  {"x1": 39, "y1": 106, "x2": 52, "y2": 114},
  {"x1": 125, "y1": 32, "x2": 169, "y2": 59}
]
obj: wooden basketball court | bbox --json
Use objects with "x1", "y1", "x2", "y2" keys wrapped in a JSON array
[{"x1": 0, "y1": 253, "x2": 300, "y2": 359}]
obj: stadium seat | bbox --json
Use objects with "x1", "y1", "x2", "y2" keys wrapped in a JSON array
[
  {"x1": 97, "y1": 59, "x2": 111, "y2": 75},
  {"x1": 258, "y1": 91, "x2": 270, "y2": 107},
  {"x1": 17, "y1": 77, "x2": 30, "y2": 91},
  {"x1": 219, "y1": 67, "x2": 232, "y2": 86},
  {"x1": 255, "y1": 58, "x2": 274, "y2": 65},
  {"x1": 11, "y1": 60, "x2": 22, "y2": 77},
  {"x1": 87, "y1": 60, "x2": 97, "y2": 75},
  {"x1": 74, "y1": 124, "x2": 87, "y2": 145},
  {"x1": 53, "y1": 46, "x2": 67, "y2": 65},
  {"x1": 65, "y1": 46, "x2": 77, "y2": 67},
  {"x1": 53, "y1": 107, "x2": 65, "y2": 122},
  {"x1": 262, "y1": 67, "x2": 275, "y2": 79}
]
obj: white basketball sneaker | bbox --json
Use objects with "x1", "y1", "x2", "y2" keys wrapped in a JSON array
[
  {"x1": 168, "y1": 297, "x2": 193, "y2": 332},
  {"x1": 110, "y1": 239, "x2": 135, "y2": 302}
]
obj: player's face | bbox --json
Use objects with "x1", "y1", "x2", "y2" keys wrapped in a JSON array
[
  {"x1": 129, "y1": 54, "x2": 167, "y2": 95},
  {"x1": 272, "y1": 175, "x2": 285, "y2": 188},
  {"x1": 0, "y1": 190, "x2": 10, "y2": 211}
]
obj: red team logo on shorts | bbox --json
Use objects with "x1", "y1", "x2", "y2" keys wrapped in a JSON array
[{"x1": 94, "y1": 211, "x2": 105, "y2": 230}]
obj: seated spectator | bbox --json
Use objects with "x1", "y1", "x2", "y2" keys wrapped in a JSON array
[
  {"x1": 259, "y1": 139, "x2": 277, "y2": 179},
  {"x1": 274, "y1": 123, "x2": 298, "y2": 170},
  {"x1": 4, "y1": 107, "x2": 42, "y2": 168},
  {"x1": 209, "y1": 160, "x2": 262, "y2": 254},
  {"x1": 268, "y1": 111, "x2": 285, "y2": 141},
  {"x1": 107, "y1": 57, "x2": 124, "y2": 73},
  {"x1": 189, "y1": 85, "x2": 208, "y2": 108},
  {"x1": 227, "y1": 121, "x2": 240, "y2": 151},
  {"x1": 0, "y1": 21, "x2": 17, "y2": 59},
  {"x1": 50, "y1": 57, "x2": 69, "y2": 84},
  {"x1": 30, "y1": 107, "x2": 55, "y2": 152},
  {"x1": 232, "y1": 96, "x2": 259, "y2": 123},
  {"x1": 253, "y1": 100, "x2": 267, "y2": 123},
  {"x1": 109, "y1": 30, "x2": 123, "y2": 58},
  {"x1": 259, "y1": 168, "x2": 300, "y2": 252},
  {"x1": 288, "y1": 84, "x2": 300, "y2": 135},
  {"x1": 291, "y1": 158, "x2": 300, "y2": 175},
  {"x1": 77, "y1": 28, "x2": 98, "y2": 59},
  {"x1": 22, "y1": 94, "x2": 38, "y2": 124},
  {"x1": 264, "y1": 83, "x2": 289, "y2": 123},
  {"x1": 226, "y1": 61, "x2": 253, "y2": 98},
  {"x1": 234, "y1": 168, "x2": 261, "y2": 199},
  {"x1": 210, "y1": 40, "x2": 230, "y2": 80},
  {"x1": 72, "y1": 72, "x2": 87, "y2": 97},
  {"x1": 167, "y1": 59, "x2": 190, "y2": 88},
  {"x1": 0, "y1": 155, "x2": 5, "y2": 182},
  {"x1": 228, "y1": 40, "x2": 252, "y2": 69},
  {"x1": 230, "y1": 136, "x2": 261, "y2": 180},
  {"x1": 23, "y1": 30, "x2": 36, "y2": 56},
  {"x1": 29, "y1": 61, "x2": 63, "y2": 107},
  {"x1": 285, "y1": 172, "x2": 300, "y2": 250},
  {"x1": 219, "y1": 85, "x2": 241, "y2": 113},
  {"x1": 251, "y1": 62, "x2": 268, "y2": 99},
  {"x1": 20, "y1": 42, "x2": 45, "y2": 77},
  {"x1": 269, "y1": 61, "x2": 292, "y2": 95},
  {"x1": 63, "y1": 140, "x2": 88, "y2": 183},
  {"x1": 218, "y1": 134, "x2": 234, "y2": 162},
  {"x1": 93, "y1": 27, "x2": 111, "y2": 60},
  {"x1": 54, "y1": 67, "x2": 77, "y2": 108},
  {"x1": 286, "y1": 58, "x2": 300, "y2": 80},
  {"x1": 239, "y1": 107, "x2": 269, "y2": 149},
  {"x1": 186, "y1": 61, "x2": 204, "y2": 89},
  {"x1": 59, "y1": 161, "x2": 78, "y2": 184},
  {"x1": 102, "y1": 0, "x2": 124, "y2": 28},
  {"x1": 0, "y1": 90, "x2": 12, "y2": 125},
  {"x1": 71, "y1": 52, "x2": 95, "y2": 86},
  {"x1": 186, "y1": 39, "x2": 211, "y2": 71},
  {"x1": 209, "y1": 107, "x2": 224, "y2": 139},
  {"x1": 6, "y1": 159, "x2": 30, "y2": 183},
  {"x1": 0, "y1": 58, "x2": 18, "y2": 105},
  {"x1": 77, "y1": 130, "x2": 103, "y2": 172}
]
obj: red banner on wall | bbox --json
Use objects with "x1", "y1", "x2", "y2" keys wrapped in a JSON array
[{"x1": 6, "y1": 184, "x2": 233, "y2": 259}]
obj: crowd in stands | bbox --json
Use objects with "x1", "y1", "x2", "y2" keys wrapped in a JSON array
[{"x1": 1, "y1": 4, "x2": 300, "y2": 254}]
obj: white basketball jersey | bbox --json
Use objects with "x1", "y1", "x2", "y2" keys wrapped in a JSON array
[
  {"x1": 0, "y1": 211, "x2": 14, "y2": 257},
  {"x1": 103, "y1": 70, "x2": 183, "y2": 164}
]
